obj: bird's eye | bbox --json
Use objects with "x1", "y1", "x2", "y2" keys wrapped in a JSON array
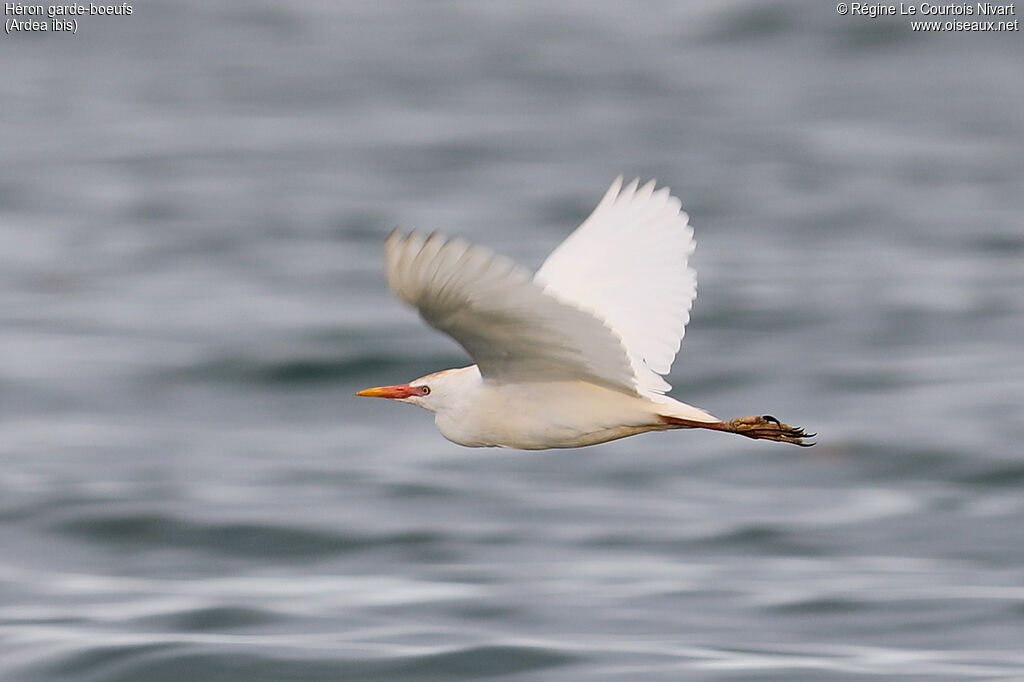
[{"x1": 420, "y1": 386, "x2": 430, "y2": 396}]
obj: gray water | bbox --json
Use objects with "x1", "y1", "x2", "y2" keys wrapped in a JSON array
[{"x1": 2, "y1": 2, "x2": 1023, "y2": 680}]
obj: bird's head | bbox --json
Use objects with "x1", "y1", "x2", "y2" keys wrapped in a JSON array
[{"x1": 356, "y1": 366, "x2": 475, "y2": 413}]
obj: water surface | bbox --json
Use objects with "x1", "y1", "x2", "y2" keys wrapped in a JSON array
[{"x1": 2, "y1": 2, "x2": 1023, "y2": 679}]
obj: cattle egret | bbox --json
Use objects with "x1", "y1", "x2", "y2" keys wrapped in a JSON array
[{"x1": 358, "y1": 177, "x2": 813, "y2": 449}]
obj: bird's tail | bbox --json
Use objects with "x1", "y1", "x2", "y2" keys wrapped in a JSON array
[{"x1": 653, "y1": 396, "x2": 718, "y2": 424}]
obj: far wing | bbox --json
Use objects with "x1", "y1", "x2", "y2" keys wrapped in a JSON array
[
  {"x1": 534, "y1": 177, "x2": 697, "y2": 396},
  {"x1": 386, "y1": 230, "x2": 641, "y2": 395}
]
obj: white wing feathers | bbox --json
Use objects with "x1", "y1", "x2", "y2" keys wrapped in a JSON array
[
  {"x1": 535, "y1": 177, "x2": 697, "y2": 396},
  {"x1": 386, "y1": 230, "x2": 639, "y2": 393},
  {"x1": 386, "y1": 177, "x2": 697, "y2": 399}
]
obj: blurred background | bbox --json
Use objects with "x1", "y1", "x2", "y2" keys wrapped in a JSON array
[{"x1": 2, "y1": 2, "x2": 1023, "y2": 680}]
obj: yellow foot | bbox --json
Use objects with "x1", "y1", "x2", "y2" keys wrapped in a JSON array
[{"x1": 727, "y1": 415, "x2": 815, "y2": 447}]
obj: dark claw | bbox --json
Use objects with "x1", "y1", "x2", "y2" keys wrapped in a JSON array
[{"x1": 761, "y1": 415, "x2": 780, "y2": 425}]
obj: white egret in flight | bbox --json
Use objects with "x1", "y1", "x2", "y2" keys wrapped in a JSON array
[{"x1": 358, "y1": 177, "x2": 813, "y2": 449}]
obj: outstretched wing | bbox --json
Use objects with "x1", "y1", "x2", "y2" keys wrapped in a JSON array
[
  {"x1": 386, "y1": 230, "x2": 641, "y2": 395},
  {"x1": 534, "y1": 177, "x2": 697, "y2": 396}
]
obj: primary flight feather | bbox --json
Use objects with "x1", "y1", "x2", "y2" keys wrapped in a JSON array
[{"x1": 358, "y1": 177, "x2": 813, "y2": 449}]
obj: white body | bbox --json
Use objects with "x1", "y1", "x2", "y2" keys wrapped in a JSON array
[
  {"x1": 421, "y1": 366, "x2": 713, "y2": 449},
  {"x1": 362, "y1": 177, "x2": 721, "y2": 450}
]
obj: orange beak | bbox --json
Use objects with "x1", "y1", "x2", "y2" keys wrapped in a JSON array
[{"x1": 356, "y1": 383, "x2": 418, "y2": 399}]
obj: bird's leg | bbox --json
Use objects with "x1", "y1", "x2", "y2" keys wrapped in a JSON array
[
  {"x1": 721, "y1": 415, "x2": 815, "y2": 446},
  {"x1": 659, "y1": 414, "x2": 815, "y2": 446}
]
